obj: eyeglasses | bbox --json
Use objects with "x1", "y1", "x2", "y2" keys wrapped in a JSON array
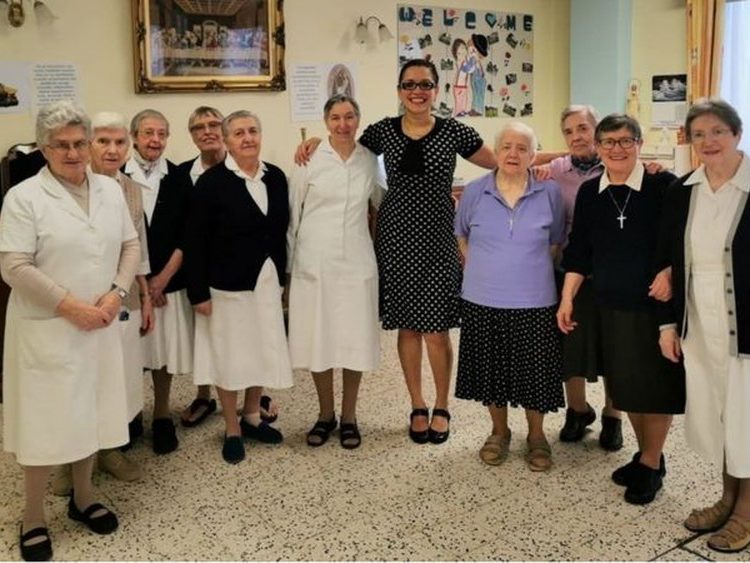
[
  {"x1": 189, "y1": 121, "x2": 222, "y2": 133},
  {"x1": 399, "y1": 80, "x2": 435, "y2": 91},
  {"x1": 690, "y1": 128, "x2": 732, "y2": 143},
  {"x1": 46, "y1": 140, "x2": 89, "y2": 153},
  {"x1": 598, "y1": 137, "x2": 639, "y2": 150}
]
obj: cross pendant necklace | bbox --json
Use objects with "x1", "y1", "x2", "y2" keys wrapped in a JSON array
[{"x1": 606, "y1": 188, "x2": 632, "y2": 230}]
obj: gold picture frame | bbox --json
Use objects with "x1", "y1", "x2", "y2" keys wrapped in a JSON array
[{"x1": 132, "y1": 0, "x2": 285, "y2": 93}]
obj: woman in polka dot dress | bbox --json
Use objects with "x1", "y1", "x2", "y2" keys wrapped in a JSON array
[
  {"x1": 358, "y1": 60, "x2": 495, "y2": 444},
  {"x1": 296, "y1": 59, "x2": 494, "y2": 444},
  {"x1": 455, "y1": 122, "x2": 566, "y2": 471}
]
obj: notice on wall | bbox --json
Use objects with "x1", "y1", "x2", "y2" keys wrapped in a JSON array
[
  {"x1": 397, "y1": 5, "x2": 534, "y2": 118},
  {"x1": 0, "y1": 62, "x2": 32, "y2": 115},
  {"x1": 290, "y1": 62, "x2": 357, "y2": 122},
  {"x1": 32, "y1": 63, "x2": 81, "y2": 110}
]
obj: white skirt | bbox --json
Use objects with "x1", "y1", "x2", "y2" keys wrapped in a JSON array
[
  {"x1": 142, "y1": 288, "x2": 194, "y2": 375},
  {"x1": 682, "y1": 269, "x2": 750, "y2": 477},
  {"x1": 118, "y1": 309, "x2": 144, "y2": 421},
  {"x1": 3, "y1": 308, "x2": 129, "y2": 466},
  {"x1": 288, "y1": 269, "x2": 380, "y2": 372},
  {"x1": 193, "y1": 259, "x2": 293, "y2": 391}
]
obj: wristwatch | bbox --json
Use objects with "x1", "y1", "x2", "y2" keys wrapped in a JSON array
[{"x1": 111, "y1": 284, "x2": 128, "y2": 299}]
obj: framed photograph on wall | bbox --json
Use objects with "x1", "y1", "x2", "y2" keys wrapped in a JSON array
[{"x1": 131, "y1": 0, "x2": 285, "y2": 93}]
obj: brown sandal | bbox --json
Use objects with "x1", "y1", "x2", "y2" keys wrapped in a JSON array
[
  {"x1": 525, "y1": 437, "x2": 552, "y2": 472},
  {"x1": 707, "y1": 515, "x2": 750, "y2": 553},
  {"x1": 684, "y1": 499, "x2": 733, "y2": 533},
  {"x1": 479, "y1": 432, "x2": 511, "y2": 466}
]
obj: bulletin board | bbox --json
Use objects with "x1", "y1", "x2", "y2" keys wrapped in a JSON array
[{"x1": 397, "y1": 5, "x2": 534, "y2": 119}]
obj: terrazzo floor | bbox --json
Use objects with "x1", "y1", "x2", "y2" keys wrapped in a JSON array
[{"x1": 0, "y1": 329, "x2": 744, "y2": 561}]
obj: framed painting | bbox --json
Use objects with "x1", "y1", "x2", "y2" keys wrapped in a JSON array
[{"x1": 132, "y1": 0, "x2": 285, "y2": 93}]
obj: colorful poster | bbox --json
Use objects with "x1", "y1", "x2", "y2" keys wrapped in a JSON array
[{"x1": 397, "y1": 5, "x2": 534, "y2": 118}]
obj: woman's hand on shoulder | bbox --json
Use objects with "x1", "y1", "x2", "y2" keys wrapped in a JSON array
[
  {"x1": 532, "y1": 164, "x2": 553, "y2": 181},
  {"x1": 294, "y1": 137, "x2": 322, "y2": 166},
  {"x1": 56, "y1": 294, "x2": 112, "y2": 331}
]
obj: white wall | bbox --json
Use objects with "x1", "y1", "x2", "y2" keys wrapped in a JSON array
[
  {"x1": 631, "y1": 0, "x2": 687, "y2": 142},
  {"x1": 0, "y1": 0, "x2": 570, "y2": 181}
]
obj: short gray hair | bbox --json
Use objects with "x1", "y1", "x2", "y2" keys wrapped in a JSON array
[
  {"x1": 222, "y1": 110, "x2": 262, "y2": 137},
  {"x1": 35, "y1": 100, "x2": 91, "y2": 147},
  {"x1": 685, "y1": 98, "x2": 743, "y2": 142},
  {"x1": 188, "y1": 106, "x2": 224, "y2": 129},
  {"x1": 130, "y1": 109, "x2": 169, "y2": 136},
  {"x1": 494, "y1": 121, "x2": 538, "y2": 155},
  {"x1": 91, "y1": 111, "x2": 128, "y2": 132},
  {"x1": 323, "y1": 95, "x2": 361, "y2": 119},
  {"x1": 560, "y1": 104, "x2": 599, "y2": 130}
]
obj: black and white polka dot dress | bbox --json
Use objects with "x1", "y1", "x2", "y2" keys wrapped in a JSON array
[{"x1": 359, "y1": 117, "x2": 483, "y2": 332}]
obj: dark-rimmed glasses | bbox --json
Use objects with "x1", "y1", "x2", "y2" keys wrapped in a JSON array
[
  {"x1": 598, "y1": 137, "x2": 639, "y2": 150},
  {"x1": 399, "y1": 80, "x2": 435, "y2": 91}
]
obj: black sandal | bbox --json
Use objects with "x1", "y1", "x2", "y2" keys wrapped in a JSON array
[
  {"x1": 339, "y1": 422, "x2": 361, "y2": 450},
  {"x1": 409, "y1": 408, "x2": 430, "y2": 444},
  {"x1": 260, "y1": 395, "x2": 278, "y2": 423},
  {"x1": 67, "y1": 496, "x2": 119, "y2": 535},
  {"x1": 306, "y1": 417, "x2": 337, "y2": 447},
  {"x1": 181, "y1": 398, "x2": 217, "y2": 428},
  {"x1": 19, "y1": 525, "x2": 52, "y2": 561},
  {"x1": 428, "y1": 409, "x2": 451, "y2": 444}
]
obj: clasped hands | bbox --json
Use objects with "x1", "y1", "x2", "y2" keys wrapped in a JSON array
[{"x1": 57, "y1": 289, "x2": 123, "y2": 331}]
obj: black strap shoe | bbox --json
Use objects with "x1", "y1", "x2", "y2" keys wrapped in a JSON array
[
  {"x1": 19, "y1": 525, "x2": 52, "y2": 561},
  {"x1": 409, "y1": 408, "x2": 430, "y2": 444},
  {"x1": 428, "y1": 409, "x2": 451, "y2": 444}
]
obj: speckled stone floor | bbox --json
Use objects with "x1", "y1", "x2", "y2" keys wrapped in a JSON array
[{"x1": 0, "y1": 329, "x2": 745, "y2": 560}]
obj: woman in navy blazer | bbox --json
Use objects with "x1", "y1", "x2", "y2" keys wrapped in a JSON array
[{"x1": 186, "y1": 110, "x2": 293, "y2": 464}]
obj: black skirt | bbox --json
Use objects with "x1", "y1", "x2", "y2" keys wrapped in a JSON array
[
  {"x1": 561, "y1": 278, "x2": 601, "y2": 382},
  {"x1": 598, "y1": 306, "x2": 685, "y2": 414},
  {"x1": 455, "y1": 300, "x2": 564, "y2": 414}
]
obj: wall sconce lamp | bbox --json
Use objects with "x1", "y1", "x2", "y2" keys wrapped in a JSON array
[
  {"x1": 355, "y1": 16, "x2": 393, "y2": 44},
  {"x1": 2, "y1": 0, "x2": 55, "y2": 28}
]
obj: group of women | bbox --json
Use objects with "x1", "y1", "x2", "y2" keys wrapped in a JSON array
[{"x1": 1, "y1": 56, "x2": 748, "y2": 560}]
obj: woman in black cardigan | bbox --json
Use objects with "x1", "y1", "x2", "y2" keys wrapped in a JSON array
[
  {"x1": 186, "y1": 110, "x2": 292, "y2": 464},
  {"x1": 658, "y1": 99, "x2": 750, "y2": 553},
  {"x1": 558, "y1": 114, "x2": 684, "y2": 507}
]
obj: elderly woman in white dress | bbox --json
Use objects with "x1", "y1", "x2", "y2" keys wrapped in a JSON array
[
  {"x1": 288, "y1": 95, "x2": 383, "y2": 449},
  {"x1": 89, "y1": 111, "x2": 154, "y2": 476},
  {"x1": 186, "y1": 110, "x2": 292, "y2": 464},
  {"x1": 658, "y1": 99, "x2": 750, "y2": 553},
  {"x1": 0, "y1": 101, "x2": 140, "y2": 561}
]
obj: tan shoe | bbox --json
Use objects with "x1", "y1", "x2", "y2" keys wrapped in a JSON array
[
  {"x1": 51, "y1": 464, "x2": 72, "y2": 496},
  {"x1": 479, "y1": 432, "x2": 511, "y2": 466},
  {"x1": 98, "y1": 449, "x2": 143, "y2": 482},
  {"x1": 684, "y1": 499, "x2": 733, "y2": 533},
  {"x1": 708, "y1": 515, "x2": 750, "y2": 553},
  {"x1": 525, "y1": 437, "x2": 552, "y2": 472}
]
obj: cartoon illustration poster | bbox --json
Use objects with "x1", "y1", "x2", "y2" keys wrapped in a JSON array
[{"x1": 397, "y1": 5, "x2": 534, "y2": 118}]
